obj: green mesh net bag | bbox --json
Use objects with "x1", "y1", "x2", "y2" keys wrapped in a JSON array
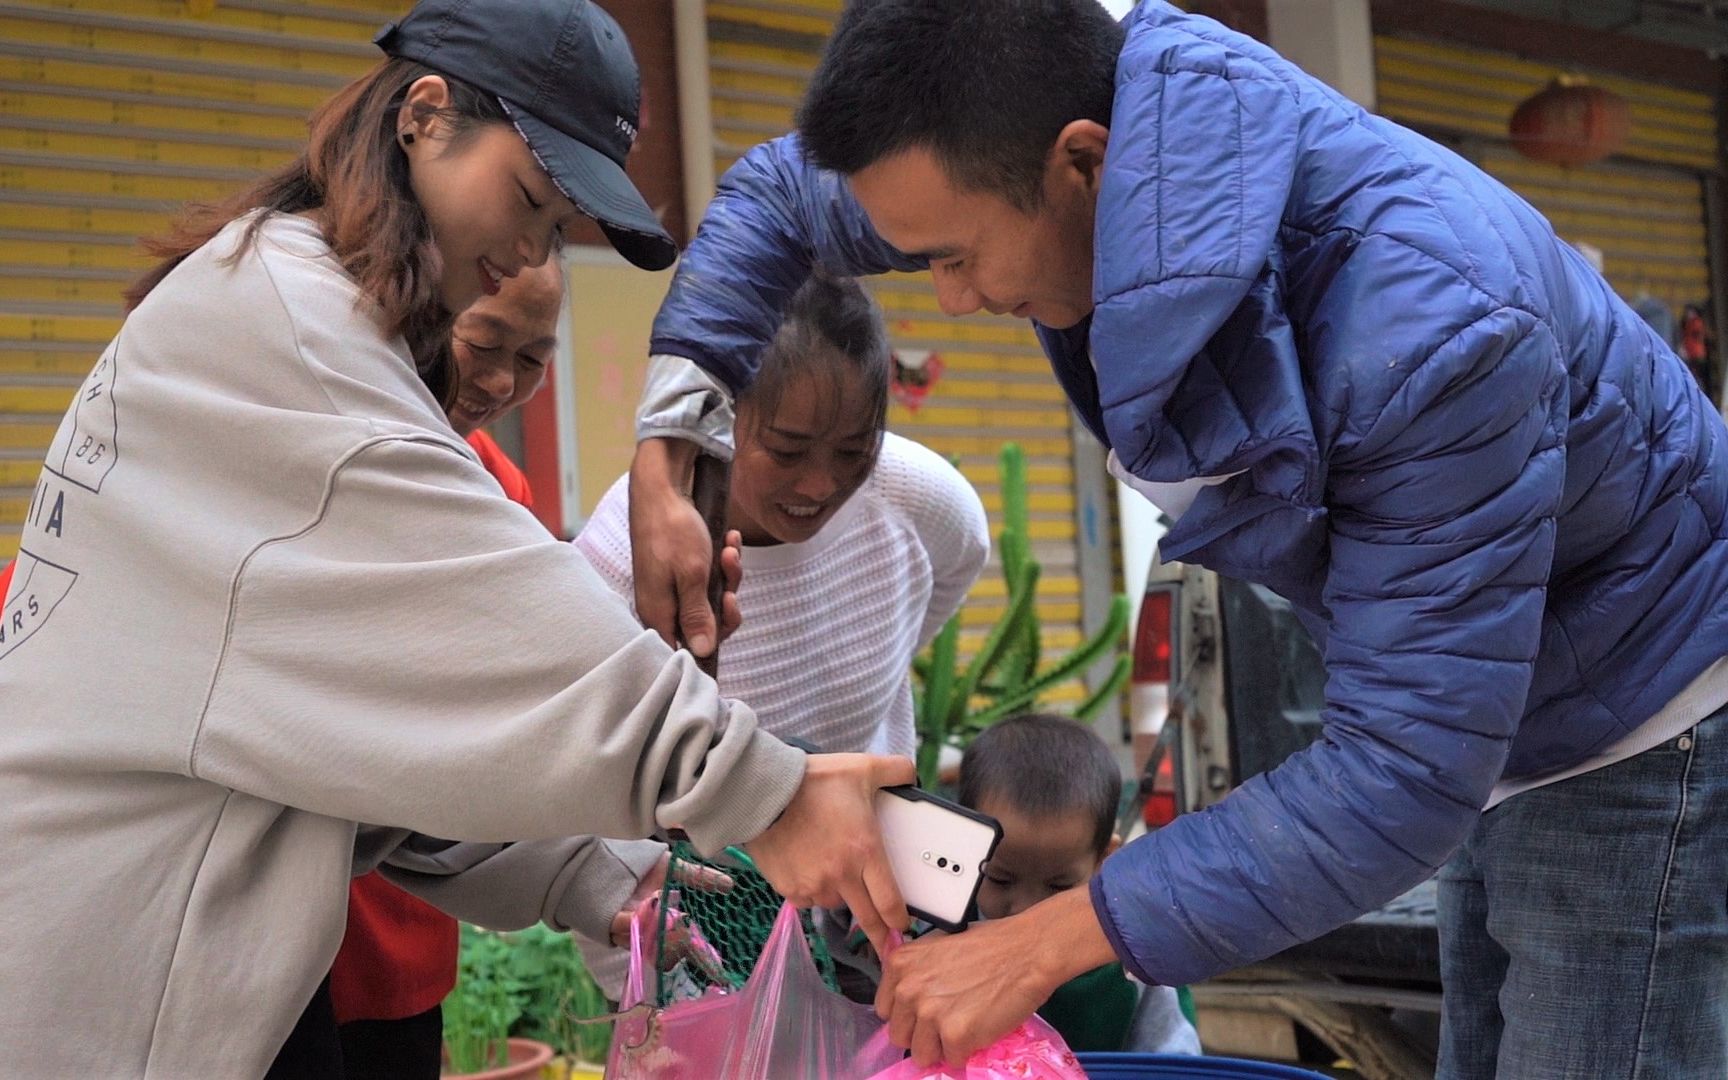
[{"x1": 650, "y1": 841, "x2": 840, "y2": 1007}]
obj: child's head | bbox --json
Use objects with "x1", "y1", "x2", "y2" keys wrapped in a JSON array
[
  {"x1": 959, "y1": 713, "x2": 1122, "y2": 920},
  {"x1": 728, "y1": 273, "x2": 891, "y2": 545}
]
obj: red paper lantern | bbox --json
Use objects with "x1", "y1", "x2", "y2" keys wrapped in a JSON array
[{"x1": 1510, "y1": 75, "x2": 1630, "y2": 167}]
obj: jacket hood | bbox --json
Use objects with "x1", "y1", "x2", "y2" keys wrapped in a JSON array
[{"x1": 1091, "y1": 3, "x2": 1304, "y2": 482}]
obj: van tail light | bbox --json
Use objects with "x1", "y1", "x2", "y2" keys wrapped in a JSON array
[
  {"x1": 1130, "y1": 584, "x2": 1179, "y2": 740},
  {"x1": 1130, "y1": 584, "x2": 1181, "y2": 826},
  {"x1": 1133, "y1": 585, "x2": 1177, "y2": 685},
  {"x1": 1143, "y1": 753, "x2": 1178, "y2": 830}
]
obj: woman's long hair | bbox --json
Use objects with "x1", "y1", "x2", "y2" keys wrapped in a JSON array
[{"x1": 124, "y1": 58, "x2": 507, "y2": 405}]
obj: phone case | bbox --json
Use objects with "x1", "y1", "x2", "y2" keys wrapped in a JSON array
[{"x1": 874, "y1": 785, "x2": 1003, "y2": 933}]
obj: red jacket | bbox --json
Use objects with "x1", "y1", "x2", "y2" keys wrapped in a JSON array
[{"x1": 327, "y1": 430, "x2": 535, "y2": 1023}]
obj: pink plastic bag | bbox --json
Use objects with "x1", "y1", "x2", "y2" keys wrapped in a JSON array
[
  {"x1": 860, "y1": 931, "x2": 1086, "y2": 1080},
  {"x1": 608, "y1": 900, "x2": 905, "y2": 1079},
  {"x1": 863, "y1": 1013, "x2": 1086, "y2": 1080}
]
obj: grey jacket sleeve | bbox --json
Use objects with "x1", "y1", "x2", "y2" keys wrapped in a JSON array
[
  {"x1": 636, "y1": 354, "x2": 737, "y2": 458},
  {"x1": 354, "y1": 827, "x2": 664, "y2": 942},
  {"x1": 193, "y1": 433, "x2": 805, "y2": 853}
]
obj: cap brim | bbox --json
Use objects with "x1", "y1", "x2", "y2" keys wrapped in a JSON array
[{"x1": 501, "y1": 100, "x2": 677, "y2": 271}]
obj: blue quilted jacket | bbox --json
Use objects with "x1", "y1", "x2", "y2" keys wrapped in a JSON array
[{"x1": 649, "y1": 3, "x2": 1728, "y2": 985}]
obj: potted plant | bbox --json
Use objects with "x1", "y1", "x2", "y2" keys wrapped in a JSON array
[
  {"x1": 501, "y1": 924, "x2": 613, "y2": 1078},
  {"x1": 442, "y1": 924, "x2": 554, "y2": 1079}
]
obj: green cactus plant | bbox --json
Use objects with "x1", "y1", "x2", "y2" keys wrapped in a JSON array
[{"x1": 912, "y1": 442, "x2": 1131, "y2": 787}]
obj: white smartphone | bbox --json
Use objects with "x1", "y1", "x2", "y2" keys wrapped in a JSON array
[{"x1": 874, "y1": 785, "x2": 1003, "y2": 933}]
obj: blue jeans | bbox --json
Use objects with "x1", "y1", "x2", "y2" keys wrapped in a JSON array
[{"x1": 1437, "y1": 702, "x2": 1728, "y2": 1079}]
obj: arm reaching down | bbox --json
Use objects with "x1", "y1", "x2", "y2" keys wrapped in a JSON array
[
  {"x1": 1095, "y1": 310, "x2": 1568, "y2": 986},
  {"x1": 632, "y1": 134, "x2": 924, "y2": 655},
  {"x1": 193, "y1": 433, "x2": 804, "y2": 851}
]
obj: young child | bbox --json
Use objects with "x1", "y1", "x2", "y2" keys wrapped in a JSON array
[{"x1": 960, "y1": 713, "x2": 1201, "y2": 1055}]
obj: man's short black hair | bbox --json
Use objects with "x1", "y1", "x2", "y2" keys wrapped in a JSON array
[
  {"x1": 797, "y1": 0, "x2": 1126, "y2": 210},
  {"x1": 959, "y1": 713, "x2": 1122, "y2": 854}
]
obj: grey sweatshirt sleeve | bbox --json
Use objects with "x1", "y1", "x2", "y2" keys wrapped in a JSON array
[
  {"x1": 636, "y1": 354, "x2": 737, "y2": 458},
  {"x1": 354, "y1": 828, "x2": 665, "y2": 943},
  {"x1": 191, "y1": 432, "x2": 805, "y2": 853}
]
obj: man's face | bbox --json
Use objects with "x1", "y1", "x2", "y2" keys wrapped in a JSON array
[{"x1": 848, "y1": 144, "x2": 1099, "y2": 330}]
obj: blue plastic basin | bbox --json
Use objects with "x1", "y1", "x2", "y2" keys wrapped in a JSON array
[{"x1": 1076, "y1": 1052, "x2": 1332, "y2": 1079}]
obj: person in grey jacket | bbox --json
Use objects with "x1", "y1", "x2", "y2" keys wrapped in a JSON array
[{"x1": 0, "y1": 2, "x2": 909, "y2": 1076}]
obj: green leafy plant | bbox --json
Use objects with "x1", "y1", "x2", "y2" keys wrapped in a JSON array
[
  {"x1": 444, "y1": 923, "x2": 613, "y2": 1074},
  {"x1": 912, "y1": 442, "x2": 1131, "y2": 787},
  {"x1": 505, "y1": 924, "x2": 613, "y2": 1069},
  {"x1": 444, "y1": 924, "x2": 526, "y2": 1074}
]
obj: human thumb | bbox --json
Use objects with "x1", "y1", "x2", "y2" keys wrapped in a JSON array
[
  {"x1": 873, "y1": 754, "x2": 918, "y2": 788},
  {"x1": 680, "y1": 582, "x2": 716, "y2": 659}
]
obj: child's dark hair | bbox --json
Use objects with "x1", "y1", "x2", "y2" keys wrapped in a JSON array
[
  {"x1": 959, "y1": 713, "x2": 1121, "y2": 854},
  {"x1": 739, "y1": 271, "x2": 890, "y2": 441}
]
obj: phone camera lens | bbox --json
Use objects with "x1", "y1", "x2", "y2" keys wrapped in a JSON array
[
  {"x1": 936, "y1": 857, "x2": 948, "y2": 869},
  {"x1": 951, "y1": 864, "x2": 962, "y2": 875}
]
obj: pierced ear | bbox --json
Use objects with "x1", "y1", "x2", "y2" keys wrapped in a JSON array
[{"x1": 397, "y1": 74, "x2": 453, "y2": 143}]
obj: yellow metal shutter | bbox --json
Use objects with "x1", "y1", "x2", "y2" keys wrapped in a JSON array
[
  {"x1": 0, "y1": 0, "x2": 388, "y2": 560},
  {"x1": 1374, "y1": 33, "x2": 1715, "y2": 319},
  {"x1": 704, "y1": 2, "x2": 1093, "y2": 689}
]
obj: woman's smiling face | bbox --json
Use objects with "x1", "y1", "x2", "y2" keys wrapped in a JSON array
[
  {"x1": 445, "y1": 260, "x2": 563, "y2": 437},
  {"x1": 727, "y1": 366, "x2": 881, "y2": 546},
  {"x1": 397, "y1": 76, "x2": 584, "y2": 313}
]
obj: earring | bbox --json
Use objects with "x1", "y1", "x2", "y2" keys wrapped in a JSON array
[{"x1": 399, "y1": 131, "x2": 416, "y2": 147}]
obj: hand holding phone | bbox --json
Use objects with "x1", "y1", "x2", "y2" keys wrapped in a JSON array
[{"x1": 874, "y1": 785, "x2": 1003, "y2": 933}]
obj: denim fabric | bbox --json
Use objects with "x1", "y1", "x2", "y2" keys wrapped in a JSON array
[{"x1": 1437, "y1": 703, "x2": 1728, "y2": 1078}]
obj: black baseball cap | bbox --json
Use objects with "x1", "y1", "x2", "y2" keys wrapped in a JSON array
[{"x1": 374, "y1": 0, "x2": 677, "y2": 271}]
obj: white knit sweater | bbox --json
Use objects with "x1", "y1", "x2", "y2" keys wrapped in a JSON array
[{"x1": 576, "y1": 433, "x2": 990, "y2": 757}]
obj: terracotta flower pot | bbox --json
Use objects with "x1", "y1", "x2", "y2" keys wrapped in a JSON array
[{"x1": 442, "y1": 1037, "x2": 554, "y2": 1079}]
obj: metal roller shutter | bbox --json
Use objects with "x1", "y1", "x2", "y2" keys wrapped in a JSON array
[
  {"x1": 0, "y1": 0, "x2": 389, "y2": 560},
  {"x1": 1375, "y1": 33, "x2": 1715, "y2": 323},
  {"x1": 702, "y1": 1, "x2": 1096, "y2": 690}
]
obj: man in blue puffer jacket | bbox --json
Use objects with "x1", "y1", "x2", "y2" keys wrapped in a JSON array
[{"x1": 625, "y1": 3, "x2": 1728, "y2": 1074}]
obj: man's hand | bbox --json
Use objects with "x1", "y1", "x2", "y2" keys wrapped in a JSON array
[
  {"x1": 745, "y1": 753, "x2": 916, "y2": 954},
  {"x1": 629, "y1": 436, "x2": 721, "y2": 658},
  {"x1": 874, "y1": 886, "x2": 1118, "y2": 1065}
]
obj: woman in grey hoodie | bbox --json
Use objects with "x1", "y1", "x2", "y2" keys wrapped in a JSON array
[{"x1": 0, "y1": 2, "x2": 910, "y2": 1076}]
